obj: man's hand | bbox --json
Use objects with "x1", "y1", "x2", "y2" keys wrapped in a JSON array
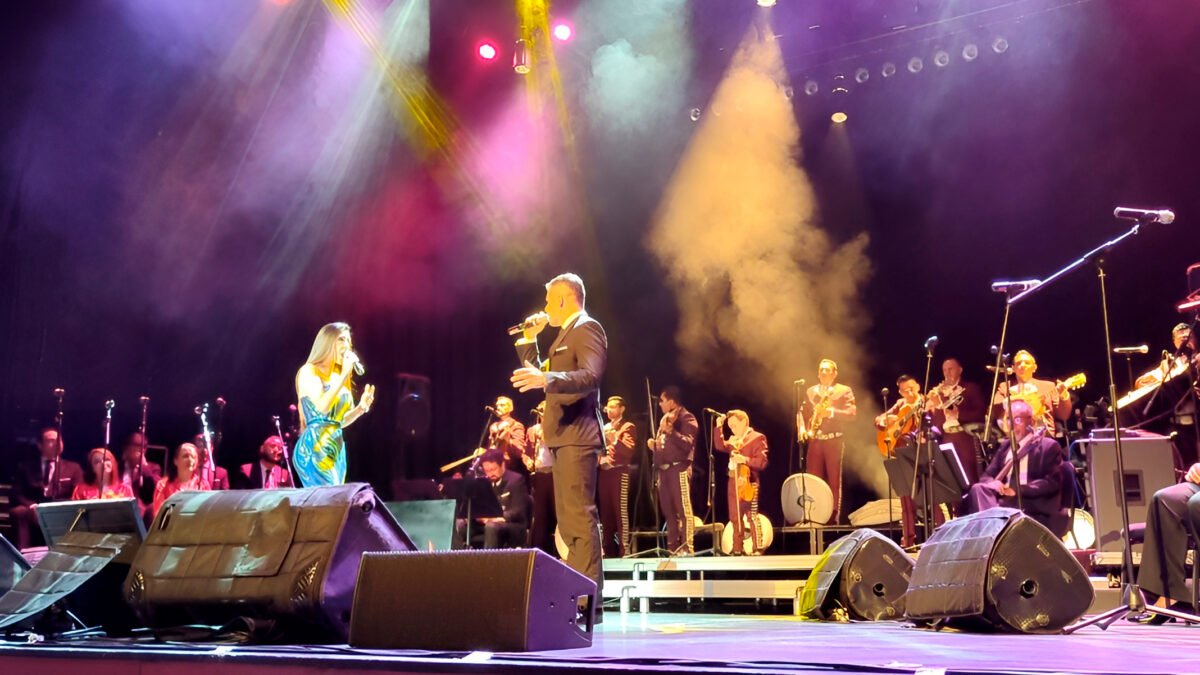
[
  {"x1": 521, "y1": 312, "x2": 550, "y2": 341},
  {"x1": 511, "y1": 360, "x2": 547, "y2": 392},
  {"x1": 477, "y1": 516, "x2": 506, "y2": 525},
  {"x1": 1186, "y1": 462, "x2": 1200, "y2": 484},
  {"x1": 730, "y1": 451, "x2": 747, "y2": 465},
  {"x1": 999, "y1": 485, "x2": 1016, "y2": 497}
]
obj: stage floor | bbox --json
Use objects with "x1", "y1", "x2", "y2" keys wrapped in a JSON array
[{"x1": 0, "y1": 611, "x2": 1196, "y2": 675}]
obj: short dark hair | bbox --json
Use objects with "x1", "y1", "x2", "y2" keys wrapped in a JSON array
[
  {"x1": 660, "y1": 385, "x2": 682, "y2": 404},
  {"x1": 896, "y1": 374, "x2": 917, "y2": 387},
  {"x1": 480, "y1": 450, "x2": 506, "y2": 467},
  {"x1": 942, "y1": 356, "x2": 962, "y2": 368}
]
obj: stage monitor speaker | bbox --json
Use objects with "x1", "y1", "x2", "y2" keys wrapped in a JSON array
[
  {"x1": 125, "y1": 483, "x2": 414, "y2": 642},
  {"x1": 350, "y1": 548, "x2": 596, "y2": 651},
  {"x1": 797, "y1": 529, "x2": 913, "y2": 621},
  {"x1": 1084, "y1": 434, "x2": 1176, "y2": 552},
  {"x1": 905, "y1": 507, "x2": 1093, "y2": 633}
]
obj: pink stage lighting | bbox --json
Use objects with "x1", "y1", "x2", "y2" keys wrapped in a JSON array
[
  {"x1": 552, "y1": 22, "x2": 573, "y2": 42},
  {"x1": 478, "y1": 42, "x2": 498, "y2": 61}
]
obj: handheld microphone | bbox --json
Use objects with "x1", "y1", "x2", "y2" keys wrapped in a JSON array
[
  {"x1": 507, "y1": 312, "x2": 549, "y2": 336},
  {"x1": 1112, "y1": 345, "x2": 1149, "y2": 355},
  {"x1": 991, "y1": 279, "x2": 1041, "y2": 293},
  {"x1": 345, "y1": 353, "x2": 365, "y2": 376},
  {"x1": 1113, "y1": 207, "x2": 1175, "y2": 224}
]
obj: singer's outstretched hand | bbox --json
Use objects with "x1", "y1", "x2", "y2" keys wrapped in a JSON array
[
  {"x1": 358, "y1": 384, "x2": 376, "y2": 413},
  {"x1": 511, "y1": 360, "x2": 546, "y2": 392}
]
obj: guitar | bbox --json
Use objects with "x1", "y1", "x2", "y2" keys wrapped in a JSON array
[
  {"x1": 998, "y1": 372, "x2": 1086, "y2": 431},
  {"x1": 875, "y1": 400, "x2": 923, "y2": 457}
]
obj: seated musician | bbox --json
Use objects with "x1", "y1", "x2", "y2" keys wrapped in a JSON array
[
  {"x1": 874, "y1": 375, "x2": 927, "y2": 547},
  {"x1": 238, "y1": 435, "x2": 292, "y2": 489},
  {"x1": 119, "y1": 432, "x2": 162, "y2": 519},
  {"x1": 991, "y1": 349, "x2": 1073, "y2": 435},
  {"x1": 1134, "y1": 460, "x2": 1200, "y2": 621},
  {"x1": 151, "y1": 442, "x2": 212, "y2": 517},
  {"x1": 71, "y1": 448, "x2": 135, "y2": 501},
  {"x1": 963, "y1": 400, "x2": 1064, "y2": 531},
  {"x1": 714, "y1": 410, "x2": 769, "y2": 555},
  {"x1": 454, "y1": 451, "x2": 529, "y2": 549},
  {"x1": 487, "y1": 396, "x2": 528, "y2": 475}
]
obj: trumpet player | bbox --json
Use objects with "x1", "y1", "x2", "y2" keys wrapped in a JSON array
[
  {"x1": 799, "y1": 359, "x2": 856, "y2": 524},
  {"x1": 647, "y1": 386, "x2": 698, "y2": 556},
  {"x1": 599, "y1": 396, "x2": 637, "y2": 558},
  {"x1": 929, "y1": 357, "x2": 987, "y2": 485},
  {"x1": 714, "y1": 410, "x2": 769, "y2": 555}
]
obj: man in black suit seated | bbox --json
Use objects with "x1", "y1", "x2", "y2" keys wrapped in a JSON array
[
  {"x1": 118, "y1": 432, "x2": 162, "y2": 520},
  {"x1": 963, "y1": 400, "x2": 1064, "y2": 530},
  {"x1": 237, "y1": 435, "x2": 292, "y2": 490},
  {"x1": 455, "y1": 451, "x2": 529, "y2": 549},
  {"x1": 10, "y1": 427, "x2": 84, "y2": 549}
]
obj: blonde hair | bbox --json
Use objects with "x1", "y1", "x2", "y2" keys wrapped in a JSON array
[
  {"x1": 726, "y1": 410, "x2": 749, "y2": 425},
  {"x1": 86, "y1": 448, "x2": 121, "y2": 487},
  {"x1": 306, "y1": 322, "x2": 354, "y2": 386}
]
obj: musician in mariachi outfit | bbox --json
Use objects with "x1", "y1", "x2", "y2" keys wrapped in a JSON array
[
  {"x1": 800, "y1": 359, "x2": 857, "y2": 524},
  {"x1": 991, "y1": 349, "x2": 1073, "y2": 435},
  {"x1": 874, "y1": 375, "x2": 925, "y2": 546},
  {"x1": 714, "y1": 410, "x2": 769, "y2": 555},
  {"x1": 1131, "y1": 323, "x2": 1199, "y2": 469},
  {"x1": 928, "y1": 357, "x2": 987, "y2": 485},
  {"x1": 488, "y1": 396, "x2": 528, "y2": 475},
  {"x1": 963, "y1": 400, "x2": 1064, "y2": 531},
  {"x1": 599, "y1": 396, "x2": 637, "y2": 558},
  {"x1": 524, "y1": 401, "x2": 558, "y2": 556},
  {"x1": 647, "y1": 386, "x2": 698, "y2": 556}
]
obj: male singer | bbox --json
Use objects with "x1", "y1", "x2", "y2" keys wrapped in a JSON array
[{"x1": 511, "y1": 273, "x2": 607, "y2": 612}]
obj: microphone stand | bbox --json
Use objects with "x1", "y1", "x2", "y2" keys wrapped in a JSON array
[
  {"x1": 273, "y1": 415, "x2": 297, "y2": 488},
  {"x1": 136, "y1": 396, "x2": 150, "y2": 503},
  {"x1": 794, "y1": 382, "x2": 813, "y2": 528},
  {"x1": 995, "y1": 220, "x2": 1199, "y2": 630},
  {"x1": 694, "y1": 409, "x2": 719, "y2": 557},
  {"x1": 630, "y1": 378, "x2": 670, "y2": 558},
  {"x1": 915, "y1": 341, "x2": 938, "y2": 543},
  {"x1": 102, "y1": 400, "x2": 115, "y2": 496},
  {"x1": 50, "y1": 388, "x2": 65, "y2": 500}
]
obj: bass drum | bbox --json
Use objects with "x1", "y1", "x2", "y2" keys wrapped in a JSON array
[
  {"x1": 1062, "y1": 510, "x2": 1096, "y2": 550},
  {"x1": 781, "y1": 473, "x2": 834, "y2": 525},
  {"x1": 720, "y1": 513, "x2": 774, "y2": 555}
]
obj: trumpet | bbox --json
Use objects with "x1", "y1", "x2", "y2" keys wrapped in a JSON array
[{"x1": 927, "y1": 382, "x2": 965, "y2": 411}]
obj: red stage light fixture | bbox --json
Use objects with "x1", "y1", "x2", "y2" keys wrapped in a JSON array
[
  {"x1": 552, "y1": 22, "x2": 573, "y2": 42},
  {"x1": 478, "y1": 42, "x2": 498, "y2": 61}
]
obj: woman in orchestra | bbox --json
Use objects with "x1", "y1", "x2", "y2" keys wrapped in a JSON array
[
  {"x1": 151, "y1": 442, "x2": 210, "y2": 516},
  {"x1": 71, "y1": 448, "x2": 135, "y2": 501},
  {"x1": 293, "y1": 322, "x2": 375, "y2": 486},
  {"x1": 713, "y1": 410, "x2": 769, "y2": 555}
]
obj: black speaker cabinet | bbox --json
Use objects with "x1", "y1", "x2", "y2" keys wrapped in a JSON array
[
  {"x1": 350, "y1": 548, "x2": 596, "y2": 651},
  {"x1": 125, "y1": 484, "x2": 414, "y2": 641},
  {"x1": 905, "y1": 507, "x2": 1094, "y2": 633},
  {"x1": 797, "y1": 528, "x2": 913, "y2": 621}
]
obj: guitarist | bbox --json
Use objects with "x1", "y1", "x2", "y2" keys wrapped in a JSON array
[
  {"x1": 874, "y1": 375, "x2": 927, "y2": 547},
  {"x1": 801, "y1": 359, "x2": 857, "y2": 524},
  {"x1": 991, "y1": 349, "x2": 1074, "y2": 435}
]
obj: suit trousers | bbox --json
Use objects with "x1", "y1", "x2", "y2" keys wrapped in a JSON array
[
  {"x1": 553, "y1": 445, "x2": 603, "y2": 593},
  {"x1": 598, "y1": 466, "x2": 633, "y2": 558},
  {"x1": 1137, "y1": 481, "x2": 1200, "y2": 603},
  {"x1": 657, "y1": 464, "x2": 694, "y2": 554},
  {"x1": 807, "y1": 438, "x2": 844, "y2": 524},
  {"x1": 529, "y1": 471, "x2": 557, "y2": 555}
]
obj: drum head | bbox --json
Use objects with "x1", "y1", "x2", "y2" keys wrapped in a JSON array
[
  {"x1": 1062, "y1": 510, "x2": 1096, "y2": 550},
  {"x1": 781, "y1": 473, "x2": 834, "y2": 525},
  {"x1": 720, "y1": 513, "x2": 775, "y2": 554}
]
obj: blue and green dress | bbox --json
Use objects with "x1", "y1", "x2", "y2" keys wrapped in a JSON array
[{"x1": 294, "y1": 381, "x2": 353, "y2": 486}]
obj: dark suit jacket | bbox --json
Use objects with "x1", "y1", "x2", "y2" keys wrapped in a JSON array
[
  {"x1": 493, "y1": 470, "x2": 530, "y2": 526},
  {"x1": 516, "y1": 312, "x2": 607, "y2": 449},
  {"x1": 120, "y1": 462, "x2": 162, "y2": 506},
  {"x1": 237, "y1": 462, "x2": 292, "y2": 490},
  {"x1": 981, "y1": 433, "x2": 1064, "y2": 517},
  {"x1": 14, "y1": 458, "x2": 84, "y2": 506}
]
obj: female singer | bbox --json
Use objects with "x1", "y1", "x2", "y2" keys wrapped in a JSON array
[
  {"x1": 293, "y1": 322, "x2": 375, "y2": 486},
  {"x1": 71, "y1": 448, "x2": 135, "y2": 501},
  {"x1": 151, "y1": 442, "x2": 210, "y2": 516}
]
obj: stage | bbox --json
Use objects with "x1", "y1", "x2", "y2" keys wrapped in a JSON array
[{"x1": 0, "y1": 612, "x2": 1194, "y2": 675}]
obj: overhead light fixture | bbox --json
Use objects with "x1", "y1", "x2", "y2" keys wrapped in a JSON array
[
  {"x1": 831, "y1": 111, "x2": 848, "y2": 124},
  {"x1": 513, "y1": 38, "x2": 531, "y2": 74},
  {"x1": 907, "y1": 56, "x2": 924, "y2": 73},
  {"x1": 803, "y1": 80, "x2": 819, "y2": 96},
  {"x1": 992, "y1": 37, "x2": 1009, "y2": 54},
  {"x1": 962, "y1": 43, "x2": 979, "y2": 61},
  {"x1": 881, "y1": 62, "x2": 897, "y2": 78},
  {"x1": 757, "y1": 0, "x2": 777, "y2": 7},
  {"x1": 854, "y1": 67, "x2": 870, "y2": 84},
  {"x1": 933, "y1": 50, "x2": 951, "y2": 67}
]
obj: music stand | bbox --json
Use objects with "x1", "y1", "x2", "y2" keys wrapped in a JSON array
[
  {"x1": 37, "y1": 498, "x2": 146, "y2": 563},
  {"x1": 442, "y1": 477, "x2": 503, "y2": 547},
  {"x1": 884, "y1": 443, "x2": 969, "y2": 521}
]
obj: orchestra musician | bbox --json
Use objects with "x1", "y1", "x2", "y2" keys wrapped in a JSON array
[
  {"x1": 799, "y1": 359, "x2": 857, "y2": 524},
  {"x1": 647, "y1": 386, "x2": 698, "y2": 556},
  {"x1": 151, "y1": 442, "x2": 212, "y2": 517},
  {"x1": 714, "y1": 410, "x2": 769, "y2": 555},
  {"x1": 119, "y1": 432, "x2": 161, "y2": 519},
  {"x1": 963, "y1": 400, "x2": 1065, "y2": 531},
  {"x1": 11, "y1": 427, "x2": 83, "y2": 549},
  {"x1": 599, "y1": 396, "x2": 637, "y2": 558},
  {"x1": 874, "y1": 375, "x2": 926, "y2": 547},
  {"x1": 524, "y1": 401, "x2": 557, "y2": 556},
  {"x1": 991, "y1": 349, "x2": 1073, "y2": 435},
  {"x1": 71, "y1": 448, "x2": 135, "y2": 501},
  {"x1": 238, "y1": 435, "x2": 292, "y2": 490},
  {"x1": 454, "y1": 451, "x2": 530, "y2": 549},
  {"x1": 487, "y1": 396, "x2": 528, "y2": 475},
  {"x1": 929, "y1": 357, "x2": 987, "y2": 485}
]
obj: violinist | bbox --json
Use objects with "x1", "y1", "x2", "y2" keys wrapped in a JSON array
[
  {"x1": 799, "y1": 359, "x2": 857, "y2": 524},
  {"x1": 963, "y1": 400, "x2": 1065, "y2": 531},
  {"x1": 714, "y1": 410, "x2": 769, "y2": 555},
  {"x1": 647, "y1": 386, "x2": 698, "y2": 556}
]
